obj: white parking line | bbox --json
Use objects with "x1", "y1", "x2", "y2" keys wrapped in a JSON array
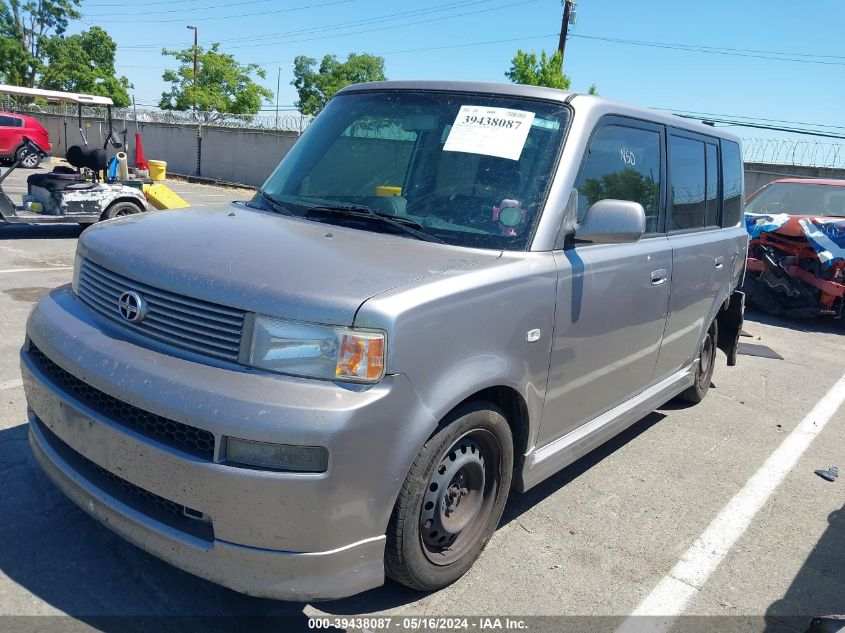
[
  {"x1": 618, "y1": 371, "x2": 845, "y2": 633},
  {"x1": 0, "y1": 378, "x2": 23, "y2": 391},
  {"x1": 0, "y1": 267, "x2": 72, "y2": 274}
]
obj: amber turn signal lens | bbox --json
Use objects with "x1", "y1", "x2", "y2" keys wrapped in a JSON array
[{"x1": 336, "y1": 332, "x2": 385, "y2": 381}]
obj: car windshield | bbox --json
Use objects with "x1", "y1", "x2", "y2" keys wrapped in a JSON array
[
  {"x1": 257, "y1": 90, "x2": 570, "y2": 250},
  {"x1": 746, "y1": 182, "x2": 845, "y2": 217}
]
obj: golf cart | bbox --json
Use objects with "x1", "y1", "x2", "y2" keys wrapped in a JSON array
[{"x1": 0, "y1": 84, "x2": 147, "y2": 226}]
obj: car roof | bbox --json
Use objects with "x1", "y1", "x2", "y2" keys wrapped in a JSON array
[
  {"x1": 768, "y1": 178, "x2": 845, "y2": 187},
  {"x1": 336, "y1": 80, "x2": 742, "y2": 143}
]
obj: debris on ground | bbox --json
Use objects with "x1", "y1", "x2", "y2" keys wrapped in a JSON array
[{"x1": 814, "y1": 466, "x2": 839, "y2": 482}]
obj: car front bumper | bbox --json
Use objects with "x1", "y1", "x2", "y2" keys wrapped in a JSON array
[{"x1": 22, "y1": 286, "x2": 437, "y2": 600}]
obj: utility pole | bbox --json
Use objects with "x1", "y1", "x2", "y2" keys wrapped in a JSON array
[
  {"x1": 275, "y1": 66, "x2": 281, "y2": 130},
  {"x1": 187, "y1": 25, "x2": 201, "y2": 176},
  {"x1": 558, "y1": 0, "x2": 573, "y2": 61}
]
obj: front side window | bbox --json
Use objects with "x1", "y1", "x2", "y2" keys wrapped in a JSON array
[
  {"x1": 574, "y1": 124, "x2": 661, "y2": 233},
  {"x1": 258, "y1": 91, "x2": 570, "y2": 250}
]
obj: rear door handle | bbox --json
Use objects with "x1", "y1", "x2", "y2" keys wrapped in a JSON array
[
  {"x1": 715, "y1": 256, "x2": 725, "y2": 269},
  {"x1": 650, "y1": 269, "x2": 668, "y2": 286}
]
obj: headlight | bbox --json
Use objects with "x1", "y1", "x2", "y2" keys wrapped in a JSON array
[{"x1": 248, "y1": 314, "x2": 386, "y2": 383}]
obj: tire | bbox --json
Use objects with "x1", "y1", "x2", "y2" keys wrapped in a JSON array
[
  {"x1": 16, "y1": 145, "x2": 41, "y2": 169},
  {"x1": 385, "y1": 401, "x2": 513, "y2": 591},
  {"x1": 102, "y1": 201, "x2": 142, "y2": 220},
  {"x1": 678, "y1": 319, "x2": 718, "y2": 404}
]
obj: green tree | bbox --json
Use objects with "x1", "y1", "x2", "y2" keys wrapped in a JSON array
[
  {"x1": 505, "y1": 49, "x2": 570, "y2": 90},
  {"x1": 0, "y1": 0, "x2": 81, "y2": 87},
  {"x1": 587, "y1": 83, "x2": 599, "y2": 96},
  {"x1": 40, "y1": 27, "x2": 132, "y2": 106},
  {"x1": 159, "y1": 42, "x2": 272, "y2": 123},
  {"x1": 292, "y1": 52, "x2": 386, "y2": 116}
]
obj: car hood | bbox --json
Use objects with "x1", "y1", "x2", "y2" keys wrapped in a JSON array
[{"x1": 78, "y1": 204, "x2": 501, "y2": 325}]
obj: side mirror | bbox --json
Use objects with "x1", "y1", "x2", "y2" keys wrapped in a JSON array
[{"x1": 575, "y1": 199, "x2": 646, "y2": 244}]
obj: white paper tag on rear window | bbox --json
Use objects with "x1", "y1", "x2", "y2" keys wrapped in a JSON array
[{"x1": 443, "y1": 105, "x2": 536, "y2": 161}]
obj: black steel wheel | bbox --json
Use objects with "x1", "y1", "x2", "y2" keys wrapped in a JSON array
[
  {"x1": 385, "y1": 401, "x2": 513, "y2": 591},
  {"x1": 678, "y1": 319, "x2": 718, "y2": 403}
]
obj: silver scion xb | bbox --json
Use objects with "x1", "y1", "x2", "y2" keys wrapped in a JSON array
[{"x1": 22, "y1": 81, "x2": 747, "y2": 600}]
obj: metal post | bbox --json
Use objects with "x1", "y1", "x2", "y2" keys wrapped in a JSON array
[
  {"x1": 187, "y1": 25, "x2": 201, "y2": 176},
  {"x1": 275, "y1": 66, "x2": 281, "y2": 130}
]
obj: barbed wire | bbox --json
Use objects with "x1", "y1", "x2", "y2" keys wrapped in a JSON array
[
  {"x1": 741, "y1": 137, "x2": 845, "y2": 169},
  {"x1": 2, "y1": 101, "x2": 312, "y2": 133}
]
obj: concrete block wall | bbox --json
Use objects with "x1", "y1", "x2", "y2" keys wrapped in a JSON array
[{"x1": 27, "y1": 112, "x2": 299, "y2": 187}]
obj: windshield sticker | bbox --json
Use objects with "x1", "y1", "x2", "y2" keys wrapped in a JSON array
[{"x1": 443, "y1": 105, "x2": 536, "y2": 161}]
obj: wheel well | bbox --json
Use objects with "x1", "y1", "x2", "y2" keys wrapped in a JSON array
[{"x1": 457, "y1": 386, "x2": 530, "y2": 483}]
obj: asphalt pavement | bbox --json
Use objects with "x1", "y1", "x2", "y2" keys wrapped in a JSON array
[{"x1": 0, "y1": 165, "x2": 842, "y2": 632}]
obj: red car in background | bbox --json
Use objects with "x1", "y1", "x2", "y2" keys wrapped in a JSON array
[
  {"x1": 743, "y1": 178, "x2": 845, "y2": 319},
  {"x1": 0, "y1": 112, "x2": 51, "y2": 168}
]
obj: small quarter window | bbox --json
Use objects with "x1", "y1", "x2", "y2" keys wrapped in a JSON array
[
  {"x1": 721, "y1": 140, "x2": 743, "y2": 227},
  {"x1": 575, "y1": 125, "x2": 661, "y2": 233}
]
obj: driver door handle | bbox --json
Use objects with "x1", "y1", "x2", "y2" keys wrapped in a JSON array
[
  {"x1": 650, "y1": 269, "x2": 668, "y2": 286},
  {"x1": 715, "y1": 256, "x2": 725, "y2": 269}
]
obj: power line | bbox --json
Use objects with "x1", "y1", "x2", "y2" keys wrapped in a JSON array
[
  {"x1": 115, "y1": 32, "x2": 560, "y2": 70},
  {"x1": 657, "y1": 108, "x2": 845, "y2": 133},
  {"x1": 115, "y1": 0, "x2": 500, "y2": 50},
  {"x1": 674, "y1": 115, "x2": 845, "y2": 141},
  {"x1": 90, "y1": 0, "x2": 322, "y2": 17},
  {"x1": 569, "y1": 34, "x2": 845, "y2": 67},
  {"x1": 85, "y1": 0, "x2": 356, "y2": 23}
]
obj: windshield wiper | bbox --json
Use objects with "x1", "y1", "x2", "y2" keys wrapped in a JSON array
[
  {"x1": 255, "y1": 191, "x2": 295, "y2": 216},
  {"x1": 306, "y1": 204, "x2": 445, "y2": 244}
]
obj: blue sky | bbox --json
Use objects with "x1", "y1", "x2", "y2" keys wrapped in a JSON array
[{"x1": 75, "y1": 0, "x2": 845, "y2": 154}]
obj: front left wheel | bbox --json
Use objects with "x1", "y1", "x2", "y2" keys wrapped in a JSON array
[{"x1": 385, "y1": 401, "x2": 513, "y2": 591}]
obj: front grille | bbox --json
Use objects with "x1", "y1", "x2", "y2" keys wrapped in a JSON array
[
  {"x1": 35, "y1": 418, "x2": 214, "y2": 542},
  {"x1": 77, "y1": 258, "x2": 245, "y2": 362},
  {"x1": 29, "y1": 344, "x2": 215, "y2": 460}
]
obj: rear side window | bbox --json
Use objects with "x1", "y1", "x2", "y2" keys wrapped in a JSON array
[
  {"x1": 668, "y1": 135, "x2": 706, "y2": 231},
  {"x1": 0, "y1": 115, "x2": 21, "y2": 127},
  {"x1": 575, "y1": 124, "x2": 661, "y2": 233},
  {"x1": 721, "y1": 140, "x2": 743, "y2": 227}
]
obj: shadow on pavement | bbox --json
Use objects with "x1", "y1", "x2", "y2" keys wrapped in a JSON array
[
  {"x1": 764, "y1": 504, "x2": 845, "y2": 633},
  {"x1": 0, "y1": 422, "x2": 312, "y2": 632},
  {"x1": 0, "y1": 408, "x2": 671, "y2": 628},
  {"x1": 744, "y1": 307, "x2": 845, "y2": 336}
]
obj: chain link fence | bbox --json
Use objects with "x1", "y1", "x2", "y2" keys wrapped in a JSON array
[{"x1": 1, "y1": 101, "x2": 312, "y2": 133}]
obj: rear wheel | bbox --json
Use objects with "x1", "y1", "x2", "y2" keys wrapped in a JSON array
[
  {"x1": 16, "y1": 145, "x2": 41, "y2": 169},
  {"x1": 102, "y1": 201, "x2": 142, "y2": 220},
  {"x1": 678, "y1": 319, "x2": 718, "y2": 403},
  {"x1": 385, "y1": 401, "x2": 513, "y2": 591}
]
